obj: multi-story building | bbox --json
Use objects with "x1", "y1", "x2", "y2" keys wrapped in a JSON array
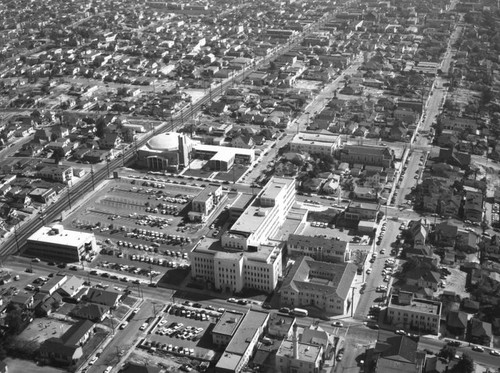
[
  {"x1": 221, "y1": 177, "x2": 295, "y2": 250},
  {"x1": 339, "y1": 145, "x2": 393, "y2": 168},
  {"x1": 386, "y1": 291, "x2": 441, "y2": 335},
  {"x1": 37, "y1": 165, "x2": 73, "y2": 183},
  {"x1": 287, "y1": 234, "x2": 350, "y2": 263},
  {"x1": 275, "y1": 324, "x2": 323, "y2": 373},
  {"x1": 215, "y1": 310, "x2": 269, "y2": 373},
  {"x1": 279, "y1": 257, "x2": 357, "y2": 315},
  {"x1": 25, "y1": 225, "x2": 97, "y2": 263},
  {"x1": 190, "y1": 242, "x2": 283, "y2": 293},
  {"x1": 188, "y1": 184, "x2": 223, "y2": 222},
  {"x1": 290, "y1": 131, "x2": 341, "y2": 156},
  {"x1": 212, "y1": 310, "x2": 244, "y2": 347},
  {"x1": 344, "y1": 201, "x2": 380, "y2": 221}
]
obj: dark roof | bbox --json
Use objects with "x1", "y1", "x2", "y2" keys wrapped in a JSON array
[
  {"x1": 86, "y1": 288, "x2": 121, "y2": 307},
  {"x1": 119, "y1": 363, "x2": 161, "y2": 373},
  {"x1": 61, "y1": 320, "x2": 94, "y2": 346},
  {"x1": 375, "y1": 335, "x2": 418, "y2": 363},
  {"x1": 405, "y1": 269, "x2": 440, "y2": 284},
  {"x1": 469, "y1": 318, "x2": 492, "y2": 338},
  {"x1": 447, "y1": 311, "x2": 468, "y2": 329}
]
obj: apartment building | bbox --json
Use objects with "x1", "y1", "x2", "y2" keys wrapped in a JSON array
[
  {"x1": 344, "y1": 201, "x2": 380, "y2": 221},
  {"x1": 37, "y1": 165, "x2": 73, "y2": 183},
  {"x1": 340, "y1": 145, "x2": 393, "y2": 168},
  {"x1": 221, "y1": 177, "x2": 295, "y2": 250},
  {"x1": 290, "y1": 131, "x2": 341, "y2": 156},
  {"x1": 386, "y1": 291, "x2": 441, "y2": 335},
  {"x1": 280, "y1": 257, "x2": 357, "y2": 315},
  {"x1": 287, "y1": 234, "x2": 350, "y2": 263}
]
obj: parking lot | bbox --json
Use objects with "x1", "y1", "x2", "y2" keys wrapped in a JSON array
[
  {"x1": 142, "y1": 303, "x2": 222, "y2": 361},
  {"x1": 64, "y1": 175, "x2": 209, "y2": 282}
]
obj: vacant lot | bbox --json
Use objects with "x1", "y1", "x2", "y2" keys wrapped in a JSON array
[{"x1": 17, "y1": 317, "x2": 73, "y2": 345}]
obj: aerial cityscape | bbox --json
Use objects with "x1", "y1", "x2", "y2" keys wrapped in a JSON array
[{"x1": 0, "y1": 0, "x2": 500, "y2": 372}]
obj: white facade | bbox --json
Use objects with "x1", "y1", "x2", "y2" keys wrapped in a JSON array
[{"x1": 290, "y1": 132, "x2": 341, "y2": 155}]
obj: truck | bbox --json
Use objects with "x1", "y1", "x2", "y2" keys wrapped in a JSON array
[{"x1": 292, "y1": 308, "x2": 308, "y2": 317}]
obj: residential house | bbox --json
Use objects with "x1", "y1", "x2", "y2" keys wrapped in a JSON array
[
  {"x1": 407, "y1": 219, "x2": 429, "y2": 249},
  {"x1": 446, "y1": 311, "x2": 468, "y2": 339},
  {"x1": 405, "y1": 269, "x2": 440, "y2": 292},
  {"x1": 71, "y1": 303, "x2": 110, "y2": 322},
  {"x1": 99, "y1": 132, "x2": 122, "y2": 150},
  {"x1": 368, "y1": 335, "x2": 426, "y2": 373},
  {"x1": 345, "y1": 201, "x2": 380, "y2": 221},
  {"x1": 39, "y1": 320, "x2": 95, "y2": 366},
  {"x1": 353, "y1": 186, "x2": 378, "y2": 201},
  {"x1": 468, "y1": 318, "x2": 492, "y2": 346},
  {"x1": 437, "y1": 148, "x2": 471, "y2": 169},
  {"x1": 85, "y1": 288, "x2": 121, "y2": 308},
  {"x1": 434, "y1": 221, "x2": 458, "y2": 247}
]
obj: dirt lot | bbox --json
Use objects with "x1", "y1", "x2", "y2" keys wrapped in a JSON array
[
  {"x1": 17, "y1": 317, "x2": 73, "y2": 344},
  {"x1": 3, "y1": 358, "x2": 65, "y2": 373}
]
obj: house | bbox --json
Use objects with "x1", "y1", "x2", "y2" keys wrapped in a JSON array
[
  {"x1": 405, "y1": 269, "x2": 440, "y2": 292},
  {"x1": 85, "y1": 288, "x2": 121, "y2": 308},
  {"x1": 57, "y1": 276, "x2": 86, "y2": 298},
  {"x1": 446, "y1": 311, "x2": 468, "y2": 339},
  {"x1": 345, "y1": 201, "x2": 380, "y2": 221},
  {"x1": 462, "y1": 299, "x2": 480, "y2": 313},
  {"x1": 368, "y1": 335, "x2": 426, "y2": 373},
  {"x1": 231, "y1": 135, "x2": 254, "y2": 149},
  {"x1": 39, "y1": 320, "x2": 95, "y2": 366},
  {"x1": 437, "y1": 148, "x2": 471, "y2": 169},
  {"x1": 468, "y1": 318, "x2": 492, "y2": 346},
  {"x1": 434, "y1": 221, "x2": 458, "y2": 247},
  {"x1": 10, "y1": 293, "x2": 34, "y2": 310},
  {"x1": 71, "y1": 303, "x2": 110, "y2": 322},
  {"x1": 99, "y1": 132, "x2": 121, "y2": 150},
  {"x1": 34, "y1": 293, "x2": 63, "y2": 317},
  {"x1": 407, "y1": 219, "x2": 429, "y2": 249},
  {"x1": 353, "y1": 186, "x2": 378, "y2": 201}
]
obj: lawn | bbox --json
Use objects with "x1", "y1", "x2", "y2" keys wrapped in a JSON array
[{"x1": 213, "y1": 164, "x2": 248, "y2": 182}]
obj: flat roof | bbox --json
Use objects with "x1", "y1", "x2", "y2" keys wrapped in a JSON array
[
  {"x1": 225, "y1": 310, "x2": 269, "y2": 355},
  {"x1": 229, "y1": 193, "x2": 255, "y2": 211},
  {"x1": 229, "y1": 203, "x2": 273, "y2": 235},
  {"x1": 215, "y1": 352, "x2": 242, "y2": 371},
  {"x1": 194, "y1": 239, "x2": 280, "y2": 263},
  {"x1": 27, "y1": 226, "x2": 95, "y2": 247},
  {"x1": 212, "y1": 310, "x2": 244, "y2": 337},
  {"x1": 291, "y1": 132, "x2": 340, "y2": 145},
  {"x1": 389, "y1": 295, "x2": 441, "y2": 315},
  {"x1": 192, "y1": 184, "x2": 221, "y2": 203},
  {"x1": 260, "y1": 177, "x2": 294, "y2": 201},
  {"x1": 277, "y1": 339, "x2": 322, "y2": 363},
  {"x1": 194, "y1": 144, "x2": 255, "y2": 157}
]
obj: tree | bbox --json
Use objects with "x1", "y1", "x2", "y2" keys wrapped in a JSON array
[
  {"x1": 451, "y1": 353, "x2": 474, "y2": 373},
  {"x1": 5, "y1": 306, "x2": 24, "y2": 335},
  {"x1": 438, "y1": 345, "x2": 456, "y2": 361}
]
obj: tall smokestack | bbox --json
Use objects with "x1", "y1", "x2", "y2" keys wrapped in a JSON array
[{"x1": 293, "y1": 324, "x2": 298, "y2": 359}]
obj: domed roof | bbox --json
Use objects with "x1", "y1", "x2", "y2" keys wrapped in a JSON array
[{"x1": 146, "y1": 133, "x2": 179, "y2": 151}]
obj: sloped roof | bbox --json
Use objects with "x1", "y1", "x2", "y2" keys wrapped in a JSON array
[
  {"x1": 447, "y1": 311, "x2": 468, "y2": 329},
  {"x1": 375, "y1": 335, "x2": 417, "y2": 363}
]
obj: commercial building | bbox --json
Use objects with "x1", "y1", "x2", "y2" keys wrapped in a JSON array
[
  {"x1": 280, "y1": 256, "x2": 357, "y2": 315},
  {"x1": 137, "y1": 132, "x2": 192, "y2": 171},
  {"x1": 290, "y1": 131, "x2": 341, "y2": 156},
  {"x1": 25, "y1": 225, "x2": 97, "y2": 263},
  {"x1": 340, "y1": 145, "x2": 393, "y2": 168},
  {"x1": 188, "y1": 184, "x2": 224, "y2": 222},
  {"x1": 386, "y1": 291, "x2": 441, "y2": 335},
  {"x1": 194, "y1": 144, "x2": 255, "y2": 166},
  {"x1": 221, "y1": 177, "x2": 295, "y2": 250},
  {"x1": 287, "y1": 234, "x2": 350, "y2": 263},
  {"x1": 190, "y1": 241, "x2": 283, "y2": 293},
  {"x1": 212, "y1": 310, "x2": 245, "y2": 347},
  {"x1": 344, "y1": 201, "x2": 380, "y2": 221},
  {"x1": 275, "y1": 324, "x2": 323, "y2": 373},
  {"x1": 215, "y1": 310, "x2": 269, "y2": 373}
]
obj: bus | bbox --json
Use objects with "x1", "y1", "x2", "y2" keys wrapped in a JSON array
[{"x1": 292, "y1": 308, "x2": 309, "y2": 317}]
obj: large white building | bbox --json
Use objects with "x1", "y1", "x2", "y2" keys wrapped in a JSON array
[
  {"x1": 287, "y1": 234, "x2": 350, "y2": 263},
  {"x1": 25, "y1": 225, "x2": 97, "y2": 263},
  {"x1": 221, "y1": 177, "x2": 296, "y2": 250},
  {"x1": 290, "y1": 131, "x2": 341, "y2": 156},
  {"x1": 280, "y1": 256, "x2": 357, "y2": 316},
  {"x1": 190, "y1": 241, "x2": 283, "y2": 293}
]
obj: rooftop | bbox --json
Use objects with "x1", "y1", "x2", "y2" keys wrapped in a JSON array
[
  {"x1": 194, "y1": 239, "x2": 281, "y2": 263},
  {"x1": 389, "y1": 294, "x2": 441, "y2": 315},
  {"x1": 192, "y1": 184, "x2": 221, "y2": 204},
  {"x1": 225, "y1": 310, "x2": 269, "y2": 355},
  {"x1": 27, "y1": 225, "x2": 95, "y2": 247},
  {"x1": 260, "y1": 177, "x2": 295, "y2": 202},
  {"x1": 212, "y1": 310, "x2": 244, "y2": 337},
  {"x1": 277, "y1": 339, "x2": 322, "y2": 363}
]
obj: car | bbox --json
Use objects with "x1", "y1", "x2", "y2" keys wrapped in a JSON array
[
  {"x1": 336, "y1": 353, "x2": 343, "y2": 361},
  {"x1": 366, "y1": 268, "x2": 372, "y2": 274},
  {"x1": 447, "y1": 341, "x2": 461, "y2": 347},
  {"x1": 380, "y1": 249, "x2": 385, "y2": 254},
  {"x1": 262, "y1": 303, "x2": 272, "y2": 309},
  {"x1": 88, "y1": 357, "x2": 98, "y2": 365},
  {"x1": 104, "y1": 366, "x2": 113, "y2": 373},
  {"x1": 490, "y1": 349, "x2": 500, "y2": 356},
  {"x1": 119, "y1": 321, "x2": 128, "y2": 329},
  {"x1": 395, "y1": 330, "x2": 407, "y2": 336},
  {"x1": 332, "y1": 321, "x2": 343, "y2": 327},
  {"x1": 279, "y1": 307, "x2": 291, "y2": 314},
  {"x1": 227, "y1": 298, "x2": 238, "y2": 303},
  {"x1": 237, "y1": 299, "x2": 248, "y2": 305},
  {"x1": 471, "y1": 345, "x2": 484, "y2": 352}
]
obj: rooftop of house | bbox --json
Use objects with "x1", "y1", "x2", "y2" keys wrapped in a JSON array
[
  {"x1": 388, "y1": 292, "x2": 441, "y2": 315},
  {"x1": 276, "y1": 339, "x2": 322, "y2": 363}
]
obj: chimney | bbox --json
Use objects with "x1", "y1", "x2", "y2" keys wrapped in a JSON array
[{"x1": 293, "y1": 324, "x2": 298, "y2": 359}]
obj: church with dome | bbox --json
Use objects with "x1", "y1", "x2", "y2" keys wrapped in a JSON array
[{"x1": 137, "y1": 132, "x2": 192, "y2": 171}]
